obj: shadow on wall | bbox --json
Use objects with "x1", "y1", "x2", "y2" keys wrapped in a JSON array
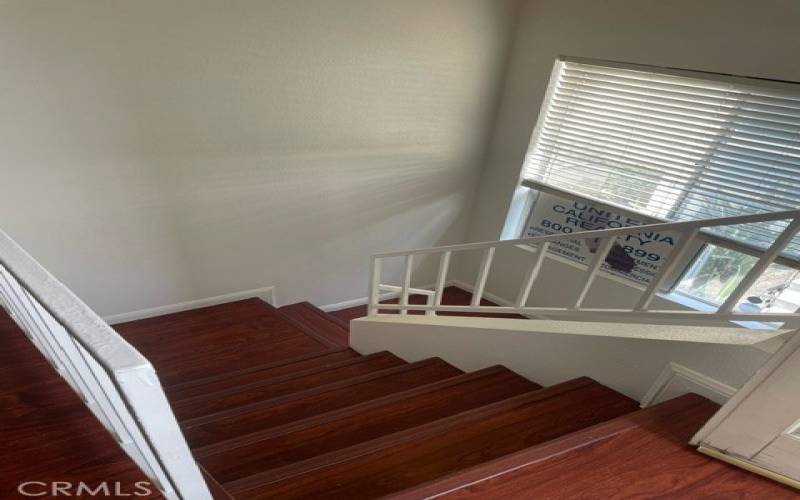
[
  {"x1": 164, "y1": 147, "x2": 474, "y2": 305},
  {"x1": 0, "y1": 0, "x2": 521, "y2": 314}
]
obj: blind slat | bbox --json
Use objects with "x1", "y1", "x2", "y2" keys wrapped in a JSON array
[
  {"x1": 525, "y1": 60, "x2": 800, "y2": 259},
  {"x1": 561, "y1": 71, "x2": 800, "y2": 116}
]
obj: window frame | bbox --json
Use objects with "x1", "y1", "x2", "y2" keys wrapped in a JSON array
[{"x1": 505, "y1": 56, "x2": 800, "y2": 303}]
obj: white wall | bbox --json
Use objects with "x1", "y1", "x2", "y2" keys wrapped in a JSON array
[
  {"x1": 351, "y1": 315, "x2": 778, "y2": 404},
  {"x1": 0, "y1": 0, "x2": 521, "y2": 316}
]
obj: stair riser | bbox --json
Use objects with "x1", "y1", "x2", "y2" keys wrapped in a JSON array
[
  {"x1": 228, "y1": 380, "x2": 639, "y2": 498},
  {"x1": 182, "y1": 360, "x2": 463, "y2": 448},
  {"x1": 200, "y1": 369, "x2": 540, "y2": 483},
  {"x1": 173, "y1": 353, "x2": 405, "y2": 420},
  {"x1": 167, "y1": 349, "x2": 359, "y2": 401}
]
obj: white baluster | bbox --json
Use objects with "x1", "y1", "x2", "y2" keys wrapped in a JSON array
[
  {"x1": 471, "y1": 247, "x2": 496, "y2": 307},
  {"x1": 430, "y1": 251, "x2": 451, "y2": 316},
  {"x1": 516, "y1": 242, "x2": 550, "y2": 308},
  {"x1": 635, "y1": 228, "x2": 699, "y2": 310},
  {"x1": 399, "y1": 254, "x2": 414, "y2": 315},
  {"x1": 367, "y1": 257, "x2": 381, "y2": 316},
  {"x1": 574, "y1": 237, "x2": 615, "y2": 309}
]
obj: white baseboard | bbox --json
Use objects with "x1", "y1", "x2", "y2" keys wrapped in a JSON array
[
  {"x1": 448, "y1": 279, "x2": 516, "y2": 308},
  {"x1": 103, "y1": 286, "x2": 276, "y2": 325},
  {"x1": 641, "y1": 362, "x2": 737, "y2": 407},
  {"x1": 319, "y1": 294, "x2": 385, "y2": 313},
  {"x1": 319, "y1": 282, "x2": 445, "y2": 312},
  {"x1": 320, "y1": 280, "x2": 523, "y2": 313}
]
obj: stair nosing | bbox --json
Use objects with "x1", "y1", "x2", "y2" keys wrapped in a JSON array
[
  {"x1": 181, "y1": 357, "x2": 459, "y2": 428},
  {"x1": 194, "y1": 365, "x2": 524, "y2": 458},
  {"x1": 224, "y1": 377, "x2": 602, "y2": 493},
  {"x1": 277, "y1": 302, "x2": 349, "y2": 347},
  {"x1": 309, "y1": 302, "x2": 352, "y2": 331},
  {"x1": 167, "y1": 348, "x2": 352, "y2": 394},
  {"x1": 199, "y1": 463, "x2": 235, "y2": 500},
  {"x1": 383, "y1": 394, "x2": 717, "y2": 500},
  {"x1": 173, "y1": 351, "x2": 400, "y2": 409},
  {"x1": 297, "y1": 301, "x2": 351, "y2": 332}
]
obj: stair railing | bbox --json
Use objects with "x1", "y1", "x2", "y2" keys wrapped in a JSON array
[
  {"x1": 0, "y1": 230, "x2": 211, "y2": 500},
  {"x1": 368, "y1": 209, "x2": 800, "y2": 326}
]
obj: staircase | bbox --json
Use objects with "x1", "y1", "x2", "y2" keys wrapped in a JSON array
[
  {"x1": 2, "y1": 293, "x2": 796, "y2": 498},
  {"x1": 3, "y1": 220, "x2": 799, "y2": 498},
  {"x1": 107, "y1": 294, "x2": 793, "y2": 499}
]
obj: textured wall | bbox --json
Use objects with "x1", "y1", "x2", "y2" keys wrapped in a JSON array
[{"x1": 0, "y1": 0, "x2": 521, "y2": 315}]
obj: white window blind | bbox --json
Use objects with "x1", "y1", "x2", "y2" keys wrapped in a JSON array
[{"x1": 524, "y1": 59, "x2": 800, "y2": 259}]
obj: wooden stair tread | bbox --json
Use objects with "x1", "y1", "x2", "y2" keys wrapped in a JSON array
[
  {"x1": 198, "y1": 366, "x2": 541, "y2": 483},
  {"x1": 388, "y1": 394, "x2": 796, "y2": 499},
  {"x1": 278, "y1": 302, "x2": 350, "y2": 346},
  {"x1": 227, "y1": 377, "x2": 639, "y2": 498},
  {"x1": 173, "y1": 351, "x2": 405, "y2": 420},
  {"x1": 200, "y1": 465, "x2": 235, "y2": 500},
  {"x1": 181, "y1": 358, "x2": 463, "y2": 448},
  {"x1": 115, "y1": 299, "x2": 334, "y2": 387},
  {"x1": 0, "y1": 380, "x2": 108, "y2": 450},
  {"x1": 193, "y1": 366, "x2": 534, "y2": 457},
  {"x1": 166, "y1": 348, "x2": 360, "y2": 402}
]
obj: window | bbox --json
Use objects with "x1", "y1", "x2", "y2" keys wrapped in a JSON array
[
  {"x1": 675, "y1": 244, "x2": 800, "y2": 312},
  {"x1": 516, "y1": 57, "x2": 800, "y2": 313},
  {"x1": 523, "y1": 58, "x2": 800, "y2": 259}
]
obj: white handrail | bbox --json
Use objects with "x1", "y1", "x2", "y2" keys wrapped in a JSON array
[
  {"x1": 0, "y1": 230, "x2": 210, "y2": 500},
  {"x1": 368, "y1": 209, "x2": 800, "y2": 328}
]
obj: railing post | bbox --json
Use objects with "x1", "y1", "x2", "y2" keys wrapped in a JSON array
[
  {"x1": 367, "y1": 256, "x2": 382, "y2": 316},
  {"x1": 471, "y1": 247, "x2": 496, "y2": 307},
  {"x1": 574, "y1": 237, "x2": 616, "y2": 309},
  {"x1": 719, "y1": 217, "x2": 800, "y2": 313},
  {"x1": 430, "y1": 251, "x2": 451, "y2": 316},
  {"x1": 516, "y1": 242, "x2": 549, "y2": 308},
  {"x1": 399, "y1": 254, "x2": 414, "y2": 315},
  {"x1": 635, "y1": 228, "x2": 699, "y2": 310}
]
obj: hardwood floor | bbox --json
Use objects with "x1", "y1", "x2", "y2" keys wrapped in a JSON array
[
  {"x1": 2, "y1": 293, "x2": 795, "y2": 499},
  {"x1": 0, "y1": 298, "x2": 343, "y2": 498},
  {"x1": 115, "y1": 298, "x2": 337, "y2": 387},
  {"x1": 392, "y1": 394, "x2": 798, "y2": 499}
]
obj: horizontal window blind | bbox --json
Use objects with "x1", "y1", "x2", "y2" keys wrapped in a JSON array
[{"x1": 524, "y1": 59, "x2": 800, "y2": 259}]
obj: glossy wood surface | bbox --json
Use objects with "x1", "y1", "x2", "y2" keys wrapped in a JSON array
[
  {"x1": 392, "y1": 394, "x2": 798, "y2": 499},
  {"x1": 231, "y1": 378, "x2": 639, "y2": 498},
  {"x1": 115, "y1": 298, "x2": 331, "y2": 386},
  {"x1": 0, "y1": 313, "x2": 160, "y2": 498},
  {"x1": 199, "y1": 366, "x2": 541, "y2": 483},
  {"x1": 181, "y1": 358, "x2": 463, "y2": 448},
  {"x1": 171, "y1": 351, "x2": 404, "y2": 420},
  {"x1": 4, "y1": 293, "x2": 790, "y2": 500},
  {"x1": 278, "y1": 302, "x2": 350, "y2": 346}
]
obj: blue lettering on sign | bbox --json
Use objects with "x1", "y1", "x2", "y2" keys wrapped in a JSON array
[
  {"x1": 552, "y1": 202, "x2": 643, "y2": 231},
  {"x1": 624, "y1": 232, "x2": 676, "y2": 247}
]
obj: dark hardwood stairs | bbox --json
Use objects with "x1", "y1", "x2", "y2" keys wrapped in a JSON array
[{"x1": 2, "y1": 288, "x2": 795, "y2": 499}]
